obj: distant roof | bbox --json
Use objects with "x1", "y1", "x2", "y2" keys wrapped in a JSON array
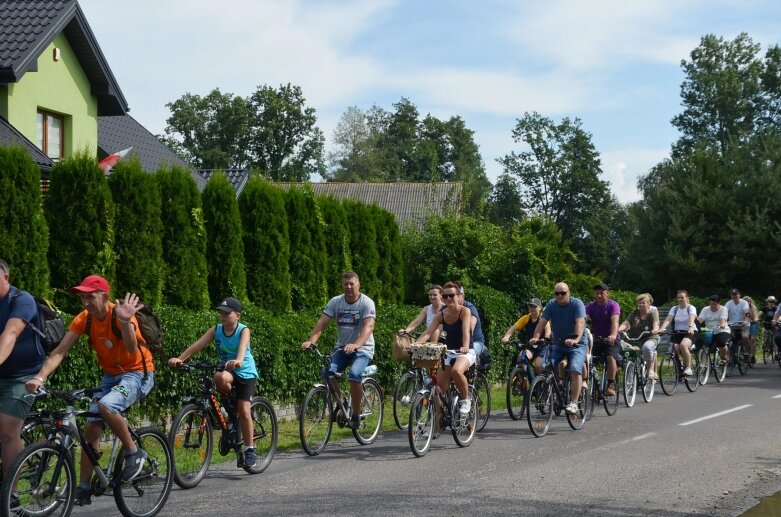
[
  {"x1": 197, "y1": 169, "x2": 250, "y2": 198},
  {"x1": 0, "y1": 114, "x2": 52, "y2": 173},
  {"x1": 0, "y1": 0, "x2": 127, "y2": 115},
  {"x1": 276, "y1": 182, "x2": 463, "y2": 229}
]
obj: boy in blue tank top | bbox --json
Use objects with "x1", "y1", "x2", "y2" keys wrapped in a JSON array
[{"x1": 168, "y1": 297, "x2": 260, "y2": 466}]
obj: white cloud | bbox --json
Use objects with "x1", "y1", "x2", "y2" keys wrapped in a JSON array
[{"x1": 600, "y1": 147, "x2": 671, "y2": 203}]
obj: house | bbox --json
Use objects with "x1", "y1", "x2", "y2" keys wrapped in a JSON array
[{"x1": 0, "y1": 0, "x2": 194, "y2": 186}]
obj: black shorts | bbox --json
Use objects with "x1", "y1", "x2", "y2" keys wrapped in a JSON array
[
  {"x1": 229, "y1": 372, "x2": 257, "y2": 401},
  {"x1": 671, "y1": 332, "x2": 696, "y2": 345},
  {"x1": 592, "y1": 340, "x2": 621, "y2": 362},
  {"x1": 712, "y1": 332, "x2": 730, "y2": 347}
]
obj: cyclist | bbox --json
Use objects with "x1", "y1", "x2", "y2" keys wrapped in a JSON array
[
  {"x1": 416, "y1": 281, "x2": 474, "y2": 415},
  {"x1": 168, "y1": 297, "x2": 259, "y2": 467},
  {"x1": 743, "y1": 296, "x2": 759, "y2": 364},
  {"x1": 501, "y1": 298, "x2": 551, "y2": 376},
  {"x1": 658, "y1": 290, "x2": 697, "y2": 376},
  {"x1": 725, "y1": 288, "x2": 750, "y2": 362},
  {"x1": 696, "y1": 295, "x2": 730, "y2": 365},
  {"x1": 586, "y1": 283, "x2": 621, "y2": 397},
  {"x1": 617, "y1": 293, "x2": 660, "y2": 380},
  {"x1": 301, "y1": 271, "x2": 376, "y2": 430},
  {"x1": 25, "y1": 275, "x2": 154, "y2": 505},
  {"x1": 761, "y1": 296, "x2": 778, "y2": 360},
  {"x1": 403, "y1": 284, "x2": 444, "y2": 342},
  {"x1": 456, "y1": 284, "x2": 487, "y2": 368},
  {"x1": 529, "y1": 282, "x2": 588, "y2": 415}
]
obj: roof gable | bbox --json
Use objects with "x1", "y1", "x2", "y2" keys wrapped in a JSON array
[
  {"x1": 197, "y1": 169, "x2": 249, "y2": 197},
  {"x1": 0, "y1": 0, "x2": 127, "y2": 115},
  {"x1": 0, "y1": 114, "x2": 52, "y2": 171}
]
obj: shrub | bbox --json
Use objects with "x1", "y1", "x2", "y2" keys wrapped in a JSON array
[
  {"x1": 344, "y1": 200, "x2": 380, "y2": 298},
  {"x1": 374, "y1": 207, "x2": 404, "y2": 304},
  {"x1": 284, "y1": 186, "x2": 326, "y2": 309},
  {"x1": 317, "y1": 195, "x2": 351, "y2": 295}
]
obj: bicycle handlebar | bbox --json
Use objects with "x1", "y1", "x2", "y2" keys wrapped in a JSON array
[{"x1": 174, "y1": 362, "x2": 226, "y2": 373}]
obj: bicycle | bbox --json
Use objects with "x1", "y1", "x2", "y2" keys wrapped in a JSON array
[
  {"x1": 407, "y1": 345, "x2": 478, "y2": 457},
  {"x1": 726, "y1": 323, "x2": 750, "y2": 376},
  {"x1": 473, "y1": 355, "x2": 491, "y2": 432},
  {"x1": 0, "y1": 387, "x2": 173, "y2": 517},
  {"x1": 392, "y1": 339, "x2": 432, "y2": 431},
  {"x1": 505, "y1": 338, "x2": 549, "y2": 421},
  {"x1": 619, "y1": 331, "x2": 656, "y2": 406},
  {"x1": 698, "y1": 329, "x2": 727, "y2": 384},
  {"x1": 167, "y1": 362, "x2": 278, "y2": 489},
  {"x1": 526, "y1": 340, "x2": 589, "y2": 437},
  {"x1": 587, "y1": 337, "x2": 621, "y2": 417},
  {"x1": 299, "y1": 345, "x2": 384, "y2": 456},
  {"x1": 760, "y1": 322, "x2": 776, "y2": 365},
  {"x1": 658, "y1": 330, "x2": 701, "y2": 395}
]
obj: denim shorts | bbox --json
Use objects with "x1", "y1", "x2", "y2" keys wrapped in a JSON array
[
  {"x1": 521, "y1": 346, "x2": 550, "y2": 366},
  {"x1": 0, "y1": 375, "x2": 37, "y2": 420},
  {"x1": 551, "y1": 343, "x2": 587, "y2": 375},
  {"x1": 750, "y1": 322, "x2": 759, "y2": 338},
  {"x1": 323, "y1": 349, "x2": 371, "y2": 382},
  {"x1": 89, "y1": 371, "x2": 154, "y2": 423}
]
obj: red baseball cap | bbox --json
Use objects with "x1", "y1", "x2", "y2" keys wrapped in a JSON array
[{"x1": 70, "y1": 275, "x2": 110, "y2": 293}]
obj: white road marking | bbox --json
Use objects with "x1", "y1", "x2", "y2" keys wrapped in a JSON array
[
  {"x1": 631, "y1": 432, "x2": 657, "y2": 441},
  {"x1": 679, "y1": 405, "x2": 752, "y2": 426},
  {"x1": 773, "y1": 394, "x2": 781, "y2": 399}
]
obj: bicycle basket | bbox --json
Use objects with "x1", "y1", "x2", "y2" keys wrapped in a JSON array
[{"x1": 409, "y1": 343, "x2": 446, "y2": 369}]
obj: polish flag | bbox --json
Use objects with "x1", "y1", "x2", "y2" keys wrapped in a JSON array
[{"x1": 98, "y1": 147, "x2": 132, "y2": 174}]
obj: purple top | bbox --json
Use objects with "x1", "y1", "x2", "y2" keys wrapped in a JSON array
[{"x1": 586, "y1": 299, "x2": 621, "y2": 339}]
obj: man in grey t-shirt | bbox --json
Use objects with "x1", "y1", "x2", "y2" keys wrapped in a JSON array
[{"x1": 301, "y1": 271, "x2": 376, "y2": 429}]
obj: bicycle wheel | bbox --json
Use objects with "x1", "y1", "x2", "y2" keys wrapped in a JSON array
[
  {"x1": 243, "y1": 397, "x2": 278, "y2": 474},
  {"x1": 168, "y1": 404, "x2": 212, "y2": 489},
  {"x1": 623, "y1": 361, "x2": 637, "y2": 408},
  {"x1": 640, "y1": 363, "x2": 655, "y2": 403},
  {"x1": 408, "y1": 391, "x2": 434, "y2": 457},
  {"x1": 603, "y1": 367, "x2": 620, "y2": 416},
  {"x1": 451, "y1": 387, "x2": 477, "y2": 447},
  {"x1": 587, "y1": 367, "x2": 597, "y2": 420},
  {"x1": 299, "y1": 386, "x2": 332, "y2": 456},
  {"x1": 697, "y1": 348, "x2": 710, "y2": 385},
  {"x1": 712, "y1": 349, "x2": 727, "y2": 383},
  {"x1": 659, "y1": 354, "x2": 678, "y2": 396},
  {"x1": 353, "y1": 378, "x2": 383, "y2": 445},
  {"x1": 565, "y1": 376, "x2": 588, "y2": 430},
  {"x1": 506, "y1": 367, "x2": 527, "y2": 421},
  {"x1": 526, "y1": 376, "x2": 553, "y2": 438},
  {"x1": 392, "y1": 371, "x2": 418, "y2": 431},
  {"x1": 1, "y1": 441, "x2": 75, "y2": 517},
  {"x1": 474, "y1": 373, "x2": 491, "y2": 432},
  {"x1": 114, "y1": 427, "x2": 173, "y2": 517},
  {"x1": 762, "y1": 334, "x2": 772, "y2": 364},
  {"x1": 684, "y1": 350, "x2": 701, "y2": 392},
  {"x1": 736, "y1": 345, "x2": 748, "y2": 375}
]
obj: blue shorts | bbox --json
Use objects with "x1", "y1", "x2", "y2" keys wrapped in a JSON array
[
  {"x1": 323, "y1": 349, "x2": 371, "y2": 382},
  {"x1": 89, "y1": 372, "x2": 154, "y2": 423},
  {"x1": 551, "y1": 343, "x2": 587, "y2": 375},
  {"x1": 521, "y1": 346, "x2": 550, "y2": 366},
  {"x1": 749, "y1": 322, "x2": 759, "y2": 338},
  {"x1": 472, "y1": 341, "x2": 485, "y2": 358}
]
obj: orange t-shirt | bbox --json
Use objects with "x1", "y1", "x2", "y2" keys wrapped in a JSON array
[{"x1": 69, "y1": 303, "x2": 154, "y2": 376}]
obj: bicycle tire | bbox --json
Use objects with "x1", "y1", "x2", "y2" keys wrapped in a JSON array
[
  {"x1": 352, "y1": 378, "x2": 383, "y2": 445},
  {"x1": 697, "y1": 348, "x2": 710, "y2": 385},
  {"x1": 168, "y1": 404, "x2": 212, "y2": 489},
  {"x1": 659, "y1": 354, "x2": 678, "y2": 396},
  {"x1": 474, "y1": 373, "x2": 491, "y2": 432},
  {"x1": 623, "y1": 361, "x2": 637, "y2": 407},
  {"x1": 565, "y1": 376, "x2": 588, "y2": 430},
  {"x1": 602, "y1": 365, "x2": 619, "y2": 416},
  {"x1": 243, "y1": 396, "x2": 278, "y2": 474},
  {"x1": 640, "y1": 362, "x2": 655, "y2": 403},
  {"x1": 736, "y1": 345, "x2": 748, "y2": 375},
  {"x1": 392, "y1": 371, "x2": 418, "y2": 431},
  {"x1": 451, "y1": 387, "x2": 477, "y2": 447},
  {"x1": 408, "y1": 391, "x2": 434, "y2": 457},
  {"x1": 587, "y1": 367, "x2": 597, "y2": 420},
  {"x1": 762, "y1": 333, "x2": 772, "y2": 364},
  {"x1": 299, "y1": 386, "x2": 332, "y2": 456},
  {"x1": 1, "y1": 441, "x2": 75, "y2": 517},
  {"x1": 712, "y1": 349, "x2": 727, "y2": 383},
  {"x1": 506, "y1": 367, "x2": 527, "y2": 421},
  {"x1": 113, "y1": 426, "x2": 173, "y2": 517},
  {"x1": 684, "y1": 349, "x2": 701, "y2": 392},
  {"x1": 526, "y1": 375, "x2": 553, "y2": 437}
]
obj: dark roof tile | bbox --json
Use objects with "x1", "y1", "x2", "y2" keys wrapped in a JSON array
[{"x1": 0, "y1": 114, "x2": 52, "y2": 171}]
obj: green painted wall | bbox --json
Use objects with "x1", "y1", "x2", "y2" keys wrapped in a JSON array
[{"x1": 2, "y1": 33, "x2": 97, "y2": 157}]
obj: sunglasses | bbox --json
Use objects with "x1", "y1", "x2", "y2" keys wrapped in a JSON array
[
  {"x1": 442, "y1": 293, "x2": 458, "y2": 299},
  {"x1": 554, "y1": 291, "x2": 568, "y2": 296}
]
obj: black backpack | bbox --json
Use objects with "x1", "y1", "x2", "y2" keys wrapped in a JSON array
[{"x1": 11, "y1": 288, "x2": 66, "y2": 354}]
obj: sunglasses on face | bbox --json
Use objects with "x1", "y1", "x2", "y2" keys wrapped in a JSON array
[
  {"x1": 442, "y1": 293, "x2": 457, "y2": 299},
  {"x1": 554, "y1": 291, "x2": 568, "y2": 296}
]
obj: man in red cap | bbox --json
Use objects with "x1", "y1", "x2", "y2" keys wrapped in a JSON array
[{"x1": 26, "y1": 275, "x2": 154, "y2": 505}]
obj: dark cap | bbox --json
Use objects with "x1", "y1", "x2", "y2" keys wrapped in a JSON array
[
  {"x1": 708, "y1": 294, "x2": 720, "y2": 302},
  {"x1": 70, "y1": 275, "x2": 110, "y2": 293},
  {"x1": 729, "y1": 288, "x2": 740, "y2": 295},
  {"x1": 215, "y1": 297, "x2": 242, "y2": 313},
  {"x1": 593, "y1": 282, "x2": 609, "y2": 291},
  {"x1": 528, "y1": 298, "x2": 542, "y2": 307}
]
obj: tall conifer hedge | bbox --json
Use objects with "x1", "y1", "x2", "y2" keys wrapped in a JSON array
[
  {"x1": 317, "y1": 195, "x2": 351, "y2": 295},
  {"x1": 375, "y1": 208, "x2": 404, "y2": 304},
  {"x1": 0, "y1": 147, "x2": 49, "y2": 295},
  {"x1": 285, "y1": 187, "x2": 326, "y2": 309},
  {"x1": 343, "y1": 200, "x2": 380, "y2": 298}
]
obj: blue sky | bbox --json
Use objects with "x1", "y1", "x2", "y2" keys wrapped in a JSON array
[{"x1": 79, "y1": 0, "x2": 781, "y2": 202}]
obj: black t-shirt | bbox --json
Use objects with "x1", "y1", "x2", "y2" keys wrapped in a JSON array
[{"x1": 760, "y1": 305, "x2": 777, "y2": 325}]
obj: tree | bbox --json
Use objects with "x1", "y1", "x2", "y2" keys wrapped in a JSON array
[
  {"x1": 107, "y1": 158, "x2": 164, "y2": 306},
  {"x1": 201, "y1": 172, "x2": 246, "y2": 305},
  {"x1": 156, "y1": 165, "x2": 209, "y2": 309},
  {"x1": 163, "y1": 88, "x2": 251, "y2": 169},
  {"x1": 326, "y1": 106, "x2": 373, "y2": 181},
  {"x1": 344, "y1": 200, "x2": 380, "y2": 298},
  {"x1": 0, "y1": 146, "x2": 49, "y2": 295},
  {"x1": 317, "y1": 195, "x2": 352, "y2": 294},
  {"x1": 285, "y1": 187, "x2": 327, "y2": 309},
  {"x1": 239, "y1": 176, "x2": 291, "y2": 312},
  {"x1": 248, "y1": 83, "x2": 325, "y2": 180},
  {"x1": 485, "y1": 173, "x2": 525, "y2": 228},
  {"x1": 45, "y1": 151, "x2": 115, "y2": 312},
  {"x1": 374, "y1": 208, "x2": 404, "y2": 304},
  {"x1": 498, "y1": 112, "x2": 613, "y2": 275}
]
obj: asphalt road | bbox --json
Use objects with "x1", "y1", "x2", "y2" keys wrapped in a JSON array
[{"x1": 76, "y1": 362, "x2": 781, "y2": 516}]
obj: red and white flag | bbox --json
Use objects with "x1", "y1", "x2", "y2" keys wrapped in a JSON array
[{"x1": 98, "y1": 147, "x2": 132, "y2": 174}]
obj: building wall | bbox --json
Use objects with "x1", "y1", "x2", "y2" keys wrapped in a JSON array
[{"x1": 2, "y1": 33, "x2": 98, "y2": 158}]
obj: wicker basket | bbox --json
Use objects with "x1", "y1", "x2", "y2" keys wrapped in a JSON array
[{"x1": 409, "y1": 343, "x2": 446, "y2": 369}]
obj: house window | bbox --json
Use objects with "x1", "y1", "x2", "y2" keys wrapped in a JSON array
[{"x1": 37, "y1": 110, "x2": 64, "y2": 160}]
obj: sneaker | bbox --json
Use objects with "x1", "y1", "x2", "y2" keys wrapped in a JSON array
[
  {"x1": 565, "y1": 401, "x2": 578, "y2": 414},
  {"x1": 347, "y1": 414, "x2": 360, "y2": 430},
  {"x1": 606, "y1": 384, "x2": 617, "y2": 397},
  {"x1": 10, "y1": 492, "x2": 19, "y2": 509},
  {"x1": 244, "y1": 447, "x2": 257, "y2": 467},
  {"x1": 683, "y1": 367, "x2": 693, "y2": 376},
  {"x1": 75, "y1": 486, "x2": 92, "y2": 506},
  {"x1": 121, "y1": 448, "x2": 148, "y2": 482},
  {"x1": 581, "y1": 380, "x2": 588, "y2": 390},
  {"x1": 719, "y1": 359, "x2": 727, "y2": 366},
  {"x1": 458, "y1": 398, "x2": 472, "y2": 415},
  {"x1": 647, "y1": 371, "x2": 658, "y2": 381}
]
